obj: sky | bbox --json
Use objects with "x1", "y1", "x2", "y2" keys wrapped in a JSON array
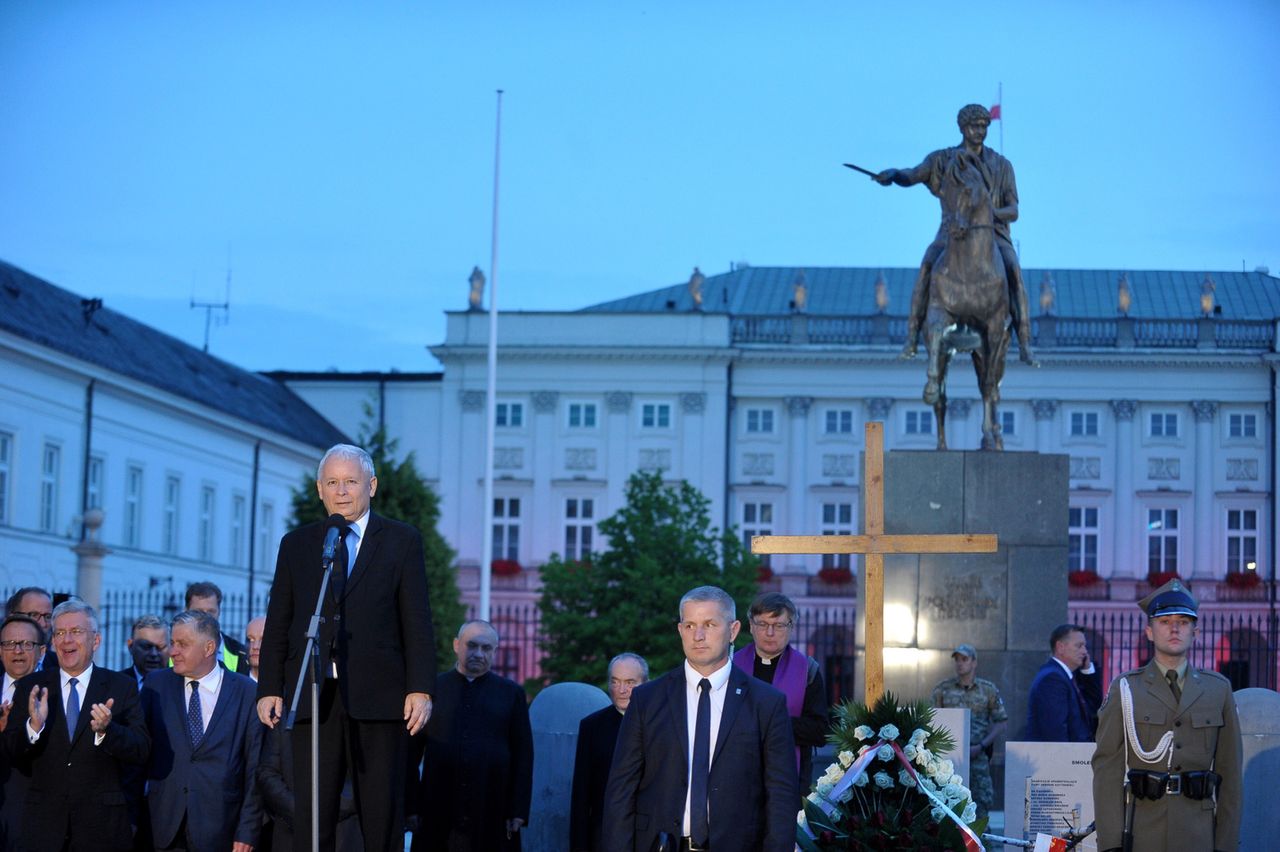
[{"x1": 2, "y1": 1, "x2": 1278, "y2": 372}]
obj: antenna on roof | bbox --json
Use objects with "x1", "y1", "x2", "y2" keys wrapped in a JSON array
[{"x1": 190, "y1": 253, "x2": 232, "y2": 353}]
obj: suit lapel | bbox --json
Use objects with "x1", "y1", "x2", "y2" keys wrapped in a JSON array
[
  {"x1": 201, "y1": 672, "x2": 237, "y2": 748},
  {"x1": 665, "y1": 670, "x2": 690, "y2": 767},
  {"x1": 70, "y1": 667, "x2": 108, "y2": 746},
  {"x1": 1177, "y1": 667, "x2": 1206, "y2": 715},
  {"x1": 711, "y1": 668, "x2": 747, "y2": 765},
  {"x1": 342, "y1": 513, "x2": 382, "y2": 599},
  {"x1": 1141, "y1": 663, "x2": 1179, "y2": 713}
]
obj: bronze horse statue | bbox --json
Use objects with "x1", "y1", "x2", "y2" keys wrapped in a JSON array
[{"x1": 921, "y1": 151, "x2": 1011, "y2": 450}]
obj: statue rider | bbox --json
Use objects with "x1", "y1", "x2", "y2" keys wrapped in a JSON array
[{"x1": 873, "y1": 104, "x2": 1035, "y2": 365}]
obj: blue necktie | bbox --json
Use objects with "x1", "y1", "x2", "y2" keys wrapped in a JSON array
[
  {"x1": 187, "y1": 681, "x2": 203, "y2": 748},
  {"x1": 65, "y1": 677, "x2": 80, "y2": 738},
  {"x1": 690, "y1": 678, "x2": 711, "y2": 845}
]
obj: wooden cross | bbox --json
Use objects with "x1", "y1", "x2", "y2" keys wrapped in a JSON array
[{"x1": 751, "y1": 421, "x2": 997, "y2": 706}]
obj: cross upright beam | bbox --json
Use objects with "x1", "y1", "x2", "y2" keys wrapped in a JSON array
[{"x1": 751, "y1": 421, "x2": 997, "y2": 706}]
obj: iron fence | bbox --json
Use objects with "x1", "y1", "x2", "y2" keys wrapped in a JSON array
[{"x1": 1070, "y1": 605, "x2": 1280, "y2": 693}]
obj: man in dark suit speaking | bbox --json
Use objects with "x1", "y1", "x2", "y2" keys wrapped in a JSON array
[
  {"x1": 257, "y1": 443, "x2": 436, "y2": 852},
  {"x1": 603, "y1": 585, "x2": 797, "y2": 852}
]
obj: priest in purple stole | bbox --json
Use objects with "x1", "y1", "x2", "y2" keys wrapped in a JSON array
[{"x1": 732, "y1": 592, "x2": 830, "y2": 793}]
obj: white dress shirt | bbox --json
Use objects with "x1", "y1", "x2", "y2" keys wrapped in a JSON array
[
  {"x1": 184, "y1": 662, "x2": 225, "y2": 734},
  {"x1": 682, "y1": 658, "x2": 732, "y2": 836},
  {"x1": 2, "y1": 672, "x2": 17, "y2": 706},
  {"x1": 28, "y1": 664, "x2": 105, "y2": 746}
]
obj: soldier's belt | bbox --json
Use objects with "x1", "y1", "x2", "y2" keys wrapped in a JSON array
[{"x1": 1127, "y1": 769, "x2": 1221, "y2": 801}]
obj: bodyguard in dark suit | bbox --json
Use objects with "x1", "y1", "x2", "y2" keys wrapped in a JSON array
[
  {"x1": 258, "y1": 443, "x2": 436, "y2": 852},
  {"x1": 1024, "y1": 623, "x2": 1093, "y2": 742},
  {"x1": 186, "y1": 582, "x2": 251, "y2": 675},
  {"x1": 603, "y1": 586, "x2": 797, "y2": 852},
  {"x1": 142, "y1": 610, "x2": 263, "y2": 852},
  {"x1": 0, "y1": 614, "x2": 46, "y2": 849},
  {"x1": 2, "y1": 600, "x2": 150, "y2": 852},
  {"x1": 570, "y1": 652, "x2": 648, "y2": 852}
]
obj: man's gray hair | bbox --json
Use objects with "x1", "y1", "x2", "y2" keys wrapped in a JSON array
[
  {"x1": 52, "y1": 599, "x2": 98, "y2": 634},
  {"x1": 677, "y1": 585, "x2": 736, "y2": 623},
  {"x1": 609, "y1": 652, "x2": 650, "y2": 681},
  {"x1": 132, "y1": 613, "x2": 169, "y2": 638},
  {"x1": 172, "y1": 610, "x2": 221, "y2": 643},
  {"x1": 457, "y1": 619, "x2": 500, "y2": 643},
  {"x1": 317, "y1": 444, "x2": 376, "y2": 481}
]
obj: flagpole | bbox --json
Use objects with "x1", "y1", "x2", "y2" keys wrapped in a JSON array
[
  {"x1": 998, "y1": 82, "x2": 1004, "y2": 154},
  {"x1": 479, "y1": 89, "x2": 504, "y2": 622}
]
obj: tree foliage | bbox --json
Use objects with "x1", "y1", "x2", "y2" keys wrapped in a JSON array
[
  {"x1": 537, "y1": 470, "x2": 759, "y2": 685},
  {"x1": 288, "y1": 414, "x2": 464, "y2": 673}
]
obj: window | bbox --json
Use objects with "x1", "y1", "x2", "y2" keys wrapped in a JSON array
[
  {"x1": 641, "y1": 403, "x2": 671, "y2": 429},
  {"x1": 40, "y1": 443, "x2": 60, "y2": 533},
  {"x1": 825, "y1": 409, "x2": 854, "y2": 434},
  {"x1": 259, "y1": 502, "x2": 275, "y2": 569},
  {"x1": 1000, "y1": 410, "x2": 1016, "y2": 437},
  {"x1": 567, "y1": 403, "x2": 597, "y2": 429},
  {"x1": 905, "y1": 410, "x2": 933, "y2": 435},
  {"x1": 1147, "y1": 508, "x2": 1178, "y2": 575},
  {"x1": 1070, "y1": 411, "x2": 1099, "y2": 437},
  {"x1": 564, "y1": 497, "x2": 594, "y2": 561},
  {"x1": 745, "y1": 408, "x2": 775, "y2": 434},
  {"x1": 742, "y1": 502, "x2": 773, "y2": 567},
  {"x1": 124, "y1": 465, "x2": 143, "y2": 547},
  {"x1": 163, "y1": 475, "x2": 181, "y2": 554},
  {"x1": 1068, "y1": 506, "x2": 1099, "y2": 572},
  {"x1": 495, "y1": 402, "x2": 523, "y2": 428},
  {"x1": 493, "y1": 497, "x2": 520, "y2": 561},
  {"x1": 1226, "y1": 509, "x2": 1258, "y2": 574},
  {"x1": 1229, "y1": 413, "x2": 1257, "y2": 439},
  {"x1": 86, "y1": 456, "x2": 104, "y2": 510},
  {"x1": 199, "y1": 485, "x2": 216, "y2": 561},
  {"x1": 0, "y1": 432, "x2": 11, "y2": 525},
  {"x1": 822, "y1": 502, "x2": 854, "y2": 569},
  {"x1": 230, "y1": 495, "x2": 246, "y2": 567},
  {"x1": 1149, "y1": 412, "x2": 1179, "y2": 438}
]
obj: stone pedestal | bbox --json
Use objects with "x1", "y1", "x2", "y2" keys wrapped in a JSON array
[
  {"x1": 857, "y1": 450, "x2": 1069, "y2": 743},
  {"x1": 527, "y1": 682, "x2": 610, "y2": 852},
  {"x1": 1236, "y1": 687, "x2": 1280, "y2": 852},
  {"x1": 72, "y1": 508, "x2": 110, "y2": 610}
]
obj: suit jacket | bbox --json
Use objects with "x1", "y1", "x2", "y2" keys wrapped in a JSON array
[
  {"x1": 570, "y1": 705, "x2": 623, "y2": 852},
  {"x1": 0, "y1": 725, "x2": 31, "y2": 850},
  {"x1": 255, "y1": 720, "x2": 363, "y2": 852},
  {"x1": 258, "y1": 512, "x2": 436, "y2": 720},
  {"x1": 142, "y1": 668, "x2": 264, "y2": 852},
  {"x1": 2, "y1": 666, "x2": 150, "y2": 852},
  {"x1": 1025, "y1": 659, "x2": 1092, "y2": 742},
  {"x1": 1091, "y1": 660, "x2": 1242, "y2": 852},
  {"x1": 602, "y1": 664, "x2": 797, "y2": 852}
]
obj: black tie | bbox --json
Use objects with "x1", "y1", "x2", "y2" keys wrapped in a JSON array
[
  {"x1": 1166, "y1": 669, "x2": 1182, "y2": 704},
  {"x1": 690, "y1": 678, "x2": 711, "y2": 845},
  {"x1": 330, "y1": 527, "x2": 349, "y2": 601}
]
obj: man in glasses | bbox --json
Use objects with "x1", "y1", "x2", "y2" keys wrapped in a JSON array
[
  {"x1": 732, "y1": 592, "x2": 829, "y2": 794},
  {"x1": 4, "y1": 587, "x2": 56, "y2": 672},
  {"x1": 0, "y1": 614, "x2": 47, "y2": 847}
]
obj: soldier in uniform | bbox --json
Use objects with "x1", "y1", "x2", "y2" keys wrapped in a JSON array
[
  {"x1": 1091, "y1": 579, "x2": 1242, "y2": 852},
  {"x1": 931, "y1": 643, "x2": 1008, "y2": 819}
]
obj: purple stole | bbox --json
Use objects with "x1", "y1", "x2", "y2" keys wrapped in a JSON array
[{"x1": 733, "y1": 643, "x2": 806, "y2": 773}]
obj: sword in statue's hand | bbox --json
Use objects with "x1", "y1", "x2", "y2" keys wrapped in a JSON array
[{"x1": 845, "y1": 162, "x2": 894, "y2": 185}]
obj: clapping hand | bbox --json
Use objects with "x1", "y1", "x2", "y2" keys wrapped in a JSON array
[
  {"x1": 89, "y1": 697, "x2": 115, "y2": 733},
  {"x1": 28, "y1": 686, "x2": 49, "y2": 731}
]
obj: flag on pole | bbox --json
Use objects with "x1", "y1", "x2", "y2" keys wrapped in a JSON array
[{"x1": 990, "y1": 102, "x2": 1002, "y2": 120}]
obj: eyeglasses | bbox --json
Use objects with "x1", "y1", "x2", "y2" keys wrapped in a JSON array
[
  {"x1": 51, "y1": 627, "x2": 91, "y2": 640},
  {"x1": 750, "y1": 619, "x2": 793, "y2": 634},
  {"x1": 0, "y1": 640, "x2": 41, "y2": 651},
  {"x1": 14, "y1": 610, "x2": 53, "y2": 623}
]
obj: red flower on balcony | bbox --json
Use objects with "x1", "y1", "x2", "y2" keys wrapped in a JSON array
[
  {"x1": 1224, "y1": 570, "x2": 1261, "y2": 588},
  {"x1": 1068, "y1": 570, "x2": 1102, "y2": 587},
  {"x1": 1147, "y1": 570, "x2": 1179, "y2": 587},
  {"x1": 818, "y1": 565, "x2": 854, "y2": 585},
  {"x1": 491, "y1": 559, "x2": 522, "y2": 576},
  {"x1": 756, "y1": 565, "x2": 775, "y2": 583}
]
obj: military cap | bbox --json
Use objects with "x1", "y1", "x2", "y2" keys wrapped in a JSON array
[
  {"x1": 951, "y1": 643, "x2": 977, "y2": 659},
  {"x1": 1138, "y1": 578, "x2": 1198, "y2": 619}
]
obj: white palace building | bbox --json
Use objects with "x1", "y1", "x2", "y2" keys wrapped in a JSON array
[{"x1": 3, "y1": 259, "x2": 1278, "y2": 692}]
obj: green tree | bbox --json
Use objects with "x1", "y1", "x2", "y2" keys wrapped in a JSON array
[
  {"x1": 289, "y1": 416, "x2": 464, "y2": 674},
  {"x1": 537, "y1": 470, "x2": 758, "y2": 684}
]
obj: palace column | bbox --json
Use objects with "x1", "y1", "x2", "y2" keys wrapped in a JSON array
[
  {"x1": 1110, "y1": 400, "x2": 1137, "y2": 578},
  {"x1": 1031, "y1": 399, "x2": 1058, "y2": 452},
  {"x1": 784, "y1": 396, "x2": 813, "y2": 574},
  {"x1": 1190, "y1": 400, "x2": 1218, "y2": 580},
  {"x1": 529, "y1": 391, "x2": 558, "y2": 562}
]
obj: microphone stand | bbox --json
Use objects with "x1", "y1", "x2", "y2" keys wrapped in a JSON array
[{"x1": 285, "y1": 542, "x2": 339, "y2": 852}]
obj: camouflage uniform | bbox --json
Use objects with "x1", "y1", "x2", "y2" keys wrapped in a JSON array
[{"x1": 932, "y1": 676, "x2": 1009, "y2": 817}]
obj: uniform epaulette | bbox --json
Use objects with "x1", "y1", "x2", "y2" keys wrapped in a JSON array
[{"x1": 1194, "y1": 667, "x2": 1231, "y2": 686}]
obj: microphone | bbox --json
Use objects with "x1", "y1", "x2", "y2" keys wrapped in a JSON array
[{"x1": 322, "y1": 513, "x2": 347, "y2": 564}]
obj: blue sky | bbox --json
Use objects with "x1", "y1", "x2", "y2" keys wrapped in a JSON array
[{"x1": 2, "y1": 1, "x2": 1277, "y2": 371}]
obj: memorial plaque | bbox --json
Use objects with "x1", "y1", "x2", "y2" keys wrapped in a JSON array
[{"x1": 1004, "y1": 741, "x2": 1096, "y2": 850}]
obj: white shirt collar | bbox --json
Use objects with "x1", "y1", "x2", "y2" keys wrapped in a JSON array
[
  {"x1": 60, "y1": 664, "x2": 93, "y2": 689},
  {"x1": 184, "y1": 663, "x2": 224, "y2": 693},
  {"x1": 350, "y1": 510, "x2": 370, "y2": 539},
  {"x1": 684, "y1": 657, "x2": 732, "y2": 691},
  {"x1": 1051, "y1": 656, "x2": 1076, "y2": 679}
]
